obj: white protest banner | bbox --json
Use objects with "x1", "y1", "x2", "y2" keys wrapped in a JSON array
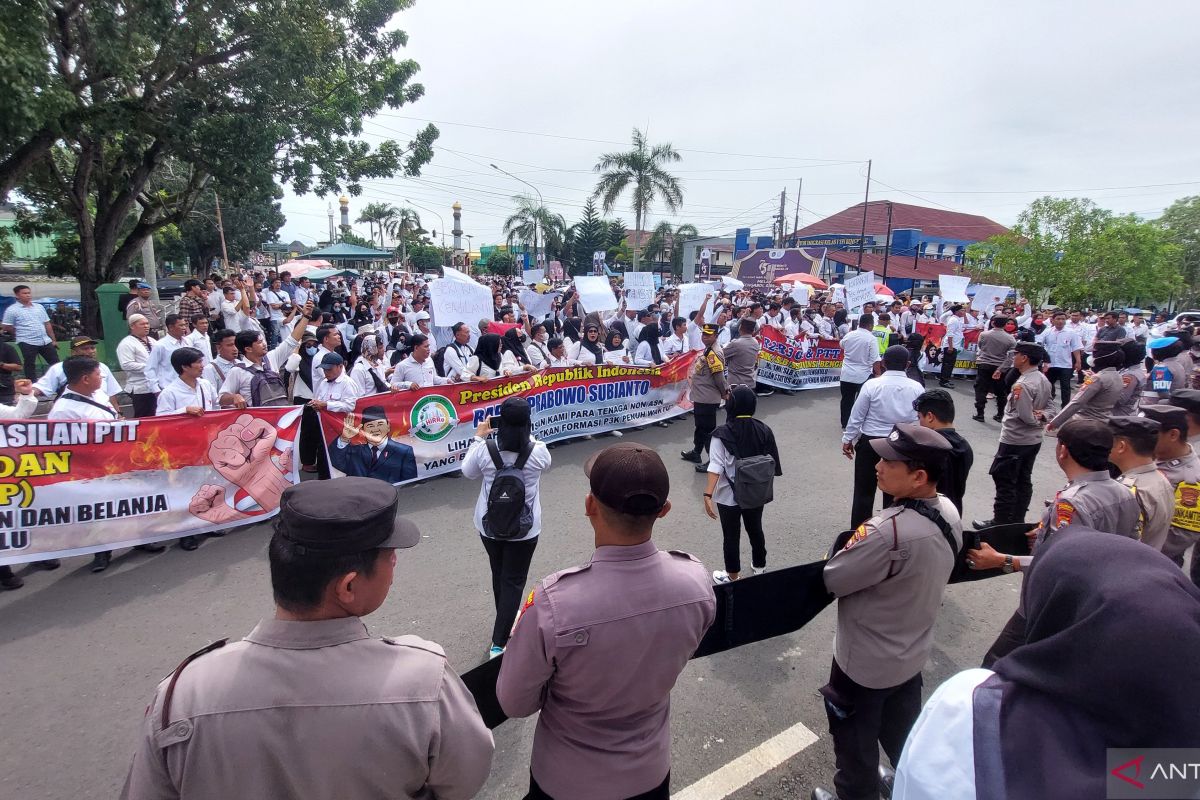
[
  {"x1": 522, "y1": 268, "x2": 544, "y2": 285},
  {"x1": 677, "y1": 282, "x2": 713, "y2": 319},
  {"x1": 519, "y1": 288, "x2": 556, "y2": 321},
  {"x1": 792, "y1": 285, "x2": 810, "y2": 305},
  {"x1": 844, "y1": 271, "x2": 876, "y2": 311},
  {"x1": 623, "y1": 272, "x2": 655, "y2": 308},
  {"x1": 573, "y1": 275, "x2": 619, "y2": 313},
  {"x1": 429, "y1": 276, "x2": 493, "y2": 327},
  {"x1": 832, "y1": 285, "x2": 846, "y2": 305},
  {"x1": 721, "y1": 275, "x2": 745, "y2": 292},
  {"x1": 971, "y1": 284, "x2": 1011, "y2": 312},
  {"x1": 441, "y1": 264, "x2": 476, "y2": 285},
  {"x1": 939, "y1": 275, "x2": 970, "y2": 303}
]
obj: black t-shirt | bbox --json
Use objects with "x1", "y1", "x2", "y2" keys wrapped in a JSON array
[
  {"x1": 935, "y1": 427, "x2": 974, "y2": 515},
  {"x1": 0, "y1": 342, "x2": 18, "y2": 394}
]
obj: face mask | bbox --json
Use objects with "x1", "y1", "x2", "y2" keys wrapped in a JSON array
[{"x1": 305, "y1": 346, "x2": 318, "y2": 357}]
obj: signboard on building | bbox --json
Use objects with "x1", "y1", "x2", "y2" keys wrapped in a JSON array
[
  {"x1": 732, "y1": 248, "x2": 827, "y2": 291},
  {"x1": 794, "y1": 234, "x2": 873, "y2": 249},
  {"x1": 261, "y1": 242, "x2": 290, "y2": 253}
]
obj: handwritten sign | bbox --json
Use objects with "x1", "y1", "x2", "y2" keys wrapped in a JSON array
[
  {"x1": 939, "y1": 275, "x2": 970, "y2": 303},
  {"x1": 519, "y1": 288, "x2": 556, "y2": 321},
  {"x1": 623, "y1": 272, "x2": 655, "y2": 309},
  {"x1": 430, "y1": 275, "x2": 493, "y2": 328},
  {"x1": 845, "y1": 271, "x2": 876, "y2": 312}
]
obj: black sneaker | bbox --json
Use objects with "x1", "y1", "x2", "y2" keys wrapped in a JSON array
[
  {"x1": 179, "y1": 536, "x2": 200, "y2": 551},
  {"x1": 680, "y1": 449, "x2": 701, "y2": 463},
  {"x1": 1, "y1": 568, "x2": 23, "y2": 590},
  {"x1": 135, "y1": 543, "x2": 166, "y2": 553},
  {"x1": 34, "y1": 559, "x2": 60, "y2": 570},
  {"x1": 992, "y1": 413, "x2": 1004, "y2": 422},
  {"x1": 90, "y1": 552, "x2": 112, "y2": 573},
  {"x1": 939, "y1": 381, "x2": 955, "y2": 388},
  {"x1": 971, "y1": 413, "x2": 985, "y2": 422},
  {"x1": 695, "y1": 462, "x2": 709, "y2": 473},
  {"x1": 972, "y1": 518, "x2": 994, "y2": 530}
]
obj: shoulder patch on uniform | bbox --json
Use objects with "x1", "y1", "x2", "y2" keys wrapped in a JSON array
[
  {"x1": 521, "y1": 588, "x2": 536, "y2": 613},
  {"x1": 1122, "y1": 374, "x2": 1134, "y2": 389},
  {"x1": 667, "y1": 549, "x2": 702, "y2": 563},
  {"x1": 1011, "y1": 384, "x2": 1022, "y2": 400},
  {"x1": 842, "y1": 523, "x2": 874, "y2": 550},
  {"x1": 1054, "y1": 500, "x2": 1075, "y2": 528},
  {"x1": 706, "y1": 350, "x2": 724, "y2": 371},
  {"x1": 381, "y1": 635, "x2": 446, "y2": 658}
]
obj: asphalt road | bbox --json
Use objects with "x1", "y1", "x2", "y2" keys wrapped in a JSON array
[{"x1": 0, "y1": 381, "x2": 1068, "y2": 799}]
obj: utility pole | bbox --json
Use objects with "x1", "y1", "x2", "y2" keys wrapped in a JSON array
[
  {"x1": 881, "y1": 201, "x2": 894, "y2": 280},
  {"x1": 791, "y1": 179, "x2": 802, "y2": 247},
  {"x1": 856, "y1": 159, "x2": 872, "y2": 269},
  {"x1": 776, "y1": 188, "x2": 787, "y2": 248},
  {"x1": 215, "y1": 191, "x2": 231, "y2": 275}
]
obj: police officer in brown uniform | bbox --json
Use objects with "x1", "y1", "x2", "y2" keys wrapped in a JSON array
[
  {"x1": 121, "y1": 478, "x2": 494, "y2": 800},
  {"x1": 814, "y1": 423, "x2": 962, "y2": 800},
  {"x1": 1108, "y1": 415, "x2": 1175, "y2": 551},
  {"x1": 1143, "y1": 404, "x2": 1200, "y2": 583},
  {"x1": 497, "y1": 443, "x2": 716, "y2": 800},
  {"x1": 1045, "y1": 340, "x2": 1125, "y2": 432},
  {"x1": 682, "y1": 323, "x2": 731, "y2": 472}
]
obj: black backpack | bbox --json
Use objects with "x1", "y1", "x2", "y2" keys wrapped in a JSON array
[
  {"x1": 482, "y1": 440, "x2": 534, "y2": 540},
  {"x1": 234, "y1": 363, "x2": 289, "y2": 407},
  {"x1": 432, "y1": 345, "x2": 450, "y2": 378}
]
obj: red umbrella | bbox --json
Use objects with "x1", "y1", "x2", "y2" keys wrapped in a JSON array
[
  {"x1": 875, "y1": 282, "x2": 895, "y2": 296},
  {"x1": 772, "y1": 272, "x2": 828, "y2": 289}
]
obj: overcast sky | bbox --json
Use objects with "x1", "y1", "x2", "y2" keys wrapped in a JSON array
[{"x1": 275, "y1": 0, "x2": 1200, "y2": 250}]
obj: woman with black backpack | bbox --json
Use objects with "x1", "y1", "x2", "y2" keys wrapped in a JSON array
[
  {"x1": 704, "y1": 386, "x2": 783, "y2": 584},
  {"x1": 461, "y1": 396, "x2": 552, "y2": 659}
]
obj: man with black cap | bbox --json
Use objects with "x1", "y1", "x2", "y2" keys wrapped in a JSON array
[
  {"x1": 497, "y1": 443, "x2": 715, "y2": 800},
  {"x1": 968, "y1": 418, "x2": 1140, "y2": 665},
  {"x1": 842, "y1": 345, "x2": 925, "y2": 529},
  {"x1": 681, "y1": 323, "x2": 730, "y2": 472},
  {"x1": 1044, "y1": 339, "x2": 1125, "y2": 431},
  {"x1": 120, "y1": 478, "x2": 494, "y2": 799},
  {"x1": 1108, "y1": 415, "x2": 1174, "y2": 551},
  {"x1": 973, "y1": 342, "x2": 1053, "y2": 529},
  {"x1": 32, "y1": 335, "x2": 124, "y2": 410},
  {"x1": 814, "y1": 422, "x2": 962, "y2": 800},
  {"x1": 330, "y1": 405, "x2": 417, "y2": 483},
  {"x1": 309, "y1": 352, "x2": 360, "y2": 413},
  {"x1": 1143, "y1": 404, "x2": 1200, "y2": 582}
]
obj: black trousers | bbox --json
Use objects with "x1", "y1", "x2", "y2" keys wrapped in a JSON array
[
  {"x1": 692, "y1": 402, "x2": 719, "y2": 456},
  {"x1": 18, "y1": 341, "x2": 59, "y2": 380},
  {"x1": 973, "y1": 363, "x2": 1008, "y2": 416},
  {"x1": 527, "y1": 772, "x2": 669, "y2": 800},
  {"x1": 298, "y1": 405, "x2": 330, "y2": 477},
  {"x1": 982, "y1": 610, "x2": 1026, "y2": 667},
  {"x1": 481, "y1": 535, "x2": 538, "y2": 647},
  {"x1": 851, "y1": 436, "x2": 892, "y2": 530},
  {"x1": 822, "y1": 659, "x2": 922, "y2": 800},
  {"x1": 1045, "y1": 367, "x2": 1073, "y2": 402},
  {"x1": 1076, "y1": 353, "x2": 1090, "y2": 384},
  {"x1": 717, "y1": 502, "x2": 766, "y2": 574},
  {"x1": 939, "y1": 347, "x2": 958, "y2": 383},
  {"x1": 130, "y1": 392, "x2": 158, "y2": 418},
  {"x1": 840, "y1": 381, "x2": 865, "y2": 428},
  {"x1": 990, "y1": 442, "x2": 1041, "y2": 524}
]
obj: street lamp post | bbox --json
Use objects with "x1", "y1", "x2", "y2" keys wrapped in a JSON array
[
  {"x1": 403, "y1": 198, "x2": 447, "y2": 265},
  {"x1": 491, "y1": 163, "x2": 543, "y2": 270}
]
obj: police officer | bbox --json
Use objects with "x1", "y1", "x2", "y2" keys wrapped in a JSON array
[
  {"x1": 681, "y1": 323, "x2": 731, "y2": 472},
  {"x1": 497, "y1": 443, "x2": 716, "y2": 800},
  {"x1": 1167, "y1": 387, "x2": 1200, "y2": 449},
  {"x1": 973, "y1": 342, "x2": 1053, "y2": 529},
  {"x1": 1108, "y1": 415, "x2": 1174, "y2": 551},
  {"x1": 121, "y1": 478, "x2": 494, "y2": 800},
  {"x1": 1143, "y1": 336, "x2": 1187, "y2": 405},
  {"x1": 972, "y1": 316, "x2": 1016, "y2": 422},
  {"x1": 1143, "y1": 404, "x2": 1200, "y2": 583},
  {"x1": 969, "y1": 418, "x2": 1141, "y2": 666},
  {"x1": 1045, "y1": 340, "x2": 1125, "y2": 432},
  {"x1": 814, "y1": 423, "x2": 962, "y2": 800}
]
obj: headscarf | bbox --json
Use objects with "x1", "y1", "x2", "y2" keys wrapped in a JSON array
[
  {"x1": 832, "y1": 308, "x2": 848, "y2": 330},
  {"x1": 579, "y1": 324, "x2": 603, "y2": 360},
  {"x1": 474, "y1": 333, "x2": 503, "y2": 372},
  {"x1": 496, "y1": 396, "x2": 533, "y2": 453},
  {"x1": 503, "y1": 327, "x2": 530, "y2": 365},
  {"x1": 351, "y1": 302, "x2": 373, "y2": 328},
  {"x1": 710, "y1": 386, "x2": 782, "y2": 477},
  {"x1": 986, "y1": 531, "x2": 1200, "y2": 799},
  {"x1": 360, "y1": 334, "x2": 383, "y2": 363},
  {"x1": 604, "y1": 328, "x2": 624, "y2": 352},
  {"x1": 638, "y1": 323, "x2": 664, "y2": 364},
  {"x1": 562, "y1": 316, "x2": 582, "y2": 343}
]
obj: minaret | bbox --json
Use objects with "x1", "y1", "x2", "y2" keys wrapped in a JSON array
[
  {"x1": 326, "y1": 202, "x2": 335, "y2": 244},
  {"x1": 339, "y1": 195, "x2": 350, "y2": 230},
  {"x1": 452, "y1": 202, "x2": 463, "y2": 250}
]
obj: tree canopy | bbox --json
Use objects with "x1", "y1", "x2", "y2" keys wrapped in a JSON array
[{"x1": 592, "y1": 128, "x2": 683, "y2": 272}]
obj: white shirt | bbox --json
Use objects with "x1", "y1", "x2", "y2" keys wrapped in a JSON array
[
  {"x1": 48, "y1": 389, "x2": 117, "y2": 420},
  {"x1": 526, "y1": 340, "x2": 551, "y2": 369},
  {"x1": 314, "y1": 373, "x2": 360, "y2": 413},
  {"x1": 633, "y1": 340, "x2": 664, "y2": 366},
  {"x1": 145, "y1": 334, "x2": 190, "y2": 390},
  {"x1": 351, "y1": 358, "x2": 391, "y2": 395},
  {"x1": 443, "y1": 341, "x2": 475, "y2": 380},
  {"x1": 842, "y1": 370, "x2": 923, "y2": 442},
  {"x1": 662, "y1": 333, "x2": 687, "y2": 358},
  {"x1": 569, "y1": 341, "x2": 602, "y2": 366},
  {"x1": 156, "y1": 376, "x2": 218, "y2": 415},
  {"x1": 202, "y1": 356, "x2": 243, "y2": 392},
  {"x1": 687, "y1": 320, "x2": 706, "y2": 351},
  {"x1": 1037, "y1": 326, "x2": 1084, "y2": 369},
  {"x1": 943, "y1": 315, "x2": 966, "y2": 349},
  {"x1": 34, "y1": 361, "x2": 123, "y2": 399},
  {"x1": 839, "y1": 328, "x2": 880, "y2": 384},
  {"x1": 706, "y1": 437, "x2": 737, "y2": 506},
  {"x1": 0, "y1": 393, "x2": 38, "y2": 419},
  {"x1": 116, "y1": 334, "x2": 160, "y2": 394},
  {"x1": 390, "y1": 356, "x2": 448, "y2": 389},
  {"x1": 893, "y1": 669, "x2": 992, "y2": 800},
  {"x1": 547, "y1": 353, "x2": 576, "y2": 368},
  {"x1": 460, "y1": 435, "x2": 552, "y2": 541},
  {"x1": 184, "y1": 329, "x2": 214, "y2": 358}
]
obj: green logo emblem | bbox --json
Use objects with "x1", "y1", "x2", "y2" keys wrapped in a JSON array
[{"x1": 409, "y1": 395, "x2": 458, "y2": 442}]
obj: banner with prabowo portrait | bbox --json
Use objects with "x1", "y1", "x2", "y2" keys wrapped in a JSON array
[
  {"x1": 755, "y1": 327, "x2": 844, "y2": 391},
  {"x1": 317, "y1": 354, "x2": 699, "y2": 485},
  {"x1": 915, "y1": 322, "x2": 980, "y2": 376},
  {"x1": 0, "y1": 407, "x2": 303, "y2": 566}
]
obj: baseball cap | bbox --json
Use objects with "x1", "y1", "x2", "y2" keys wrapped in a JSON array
[
  {"x1": 70, "y1": 336, "x2": 98, "y2": 348},
  {"x1": 415, "y1": 311, "x2": 430, "y2": 321},
  {"x1": 277, "y1": 478, "x2": 420, "y2": 556},
  {"x1": 319, "y1": 352, "x2": 344, "y2": 369},
  {"x1": 136, "y1": 281, "x2": 150, "y2": 289},
  {"x1": 584, "y1": 442, "x2": 669, "y2": 515},
  {"x1": 870, "y1": 422, "x2": 953, "y2": 462}
]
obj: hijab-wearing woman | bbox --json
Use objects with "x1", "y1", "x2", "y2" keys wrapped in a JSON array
[
  {"x1": 633, "y1": 324, "x2": 665, "y2": 366},
  {"x1": 570, "y1": 323, "x2": 605, "y2": 365},
  {"x1": 500, "y1": 329, "x2": 536, "y2": 377},
  {"x1": 466, "y1": 333, "x2": 504, "y2": 381},
  {"x1": 833, "y1": 308, "x2": 850, "y2": 339},
  {"x1": 603, "y1": 328, "x2": 631, "y2": 364},
  {"x1": 460, "y1": 396, "x2": 552, "y2": 658},
  {"x1": 349, "y1": 334, "x2": 390, "y2": 395},
  {"x1": 893, "y1": 532, "x2": 1200, "y2": 800},
  {"x1": 704, "y1": 386, "x2": 783, "y2": 583},
  {"x1": 351, "y1": 301, "x2": 374, "y2": 329},
  {"x1": 562, "y1": 316, "x2": 583, "y2": 344},
  {"x1": 286, "y1": 332, "x2": 320, "y2": 403}
]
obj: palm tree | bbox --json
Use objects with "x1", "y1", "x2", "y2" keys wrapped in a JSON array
[
  {"x1": 669, "y1": 223, "x2": 698, "y2": 271},
  {"x1": 356, "y1": 202, "x2": 397, "y2": 249},
  {"x1": 503, "y1": 195, "x2": 567, "y2": 266},
  {"x1": 384, "y1": 207, "x2": 421, "y2": 265},
  {"x1": 592, "y1": 128, "x2": 684, "y2": 272},
  {"x1": 644, "y1": 222, "x2": 699, "y2": 273}
]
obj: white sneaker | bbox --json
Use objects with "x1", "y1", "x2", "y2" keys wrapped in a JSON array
[
  {"x1": 610, "y1": 429, "x2": 624, "y2": 437},
  {"x1": 752, "y1": 566, "x2": 767, "y2": 576},
  {"x1": 488, "y1": 645, "x2": 505, "y2": 659},
  {"x1": 712, "y1": 570, "x2": 733, "y2": 584}
]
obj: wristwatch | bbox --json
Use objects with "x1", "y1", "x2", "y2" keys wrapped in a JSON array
[{"x1": 1002, "y1": 555, "x2": 1015, "y2": 574}]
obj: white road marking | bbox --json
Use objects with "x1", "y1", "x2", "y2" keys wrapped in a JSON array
[{"x1": 673, "y1": 721, "x2": 819, "y2": 800}]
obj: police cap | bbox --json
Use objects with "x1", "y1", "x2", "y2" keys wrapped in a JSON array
[
  {"x1": 700, "y1": 323, "x2": 720, "y2": 336},
  {"x1": 1168, "y1": 388, "x2": 1200, "y2": 415},
  {"x1": 1142, "y1": 405, "x2": 1189, "y2": 437},
  {"x1": 1014, "y1": 341, "x2": 1047, "y2": 363},
  {"x1": 277, "y1": 477, "x2": 420, "y2": 556},
  {"x1": 1107, "y1": 415, "x2": 1161, "y2": 437},
  {"x1": 1149, "y1": 336, "x2": 1179, "y2": 350},
  {"x1": 870, "y1": 422, "x2": 952, "y2": 462}
]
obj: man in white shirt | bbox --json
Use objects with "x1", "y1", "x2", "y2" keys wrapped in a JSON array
[
  {"x1": 145, "y1": 314, "x2": 195, "y2": 391},
  {"x1": 841, "y1": 345, "x2": 925, "y2": 529},
  {"x1": 33, "y1": 336, "x2": 123, "y2": 411},
  {"x1": 839, "y1": 314, "x2": 882, "y2": 429},
  {"x1": 156, "y1": 347, "x2": 218, "y2": 417},
  {"x1": 939, "y1": 305, "x2": 967, "y2": 388},
  {"x1": 202, "y1": 329, "x2": 243, "y2": 397},
  {"x1": 1, "y1": 284, "x2": 59, "y2": 379},
  {"x1": 662, "y1": 318, "x2": 688, "y2": 359},
  {"x1": 1037, "y1": 310, "x2": 1084, "y2": 402},
  {"x1": 443, "y1": 322, "x2": 476, "y2": 380},
  {"x1": 292, "y1": 277, "x2": 314, "y2": 309},
  {"x1": 311, "y1": 323, "x2": 344, "y2": 396},
  {"x1": 391, "y1": 334, "x2": 451, "y2": 390},
  {"x1": 310, "y1": 353, "x2": 360, "y2": 413},
  {"x1": 0, "y1": 377, "x2": 38, "y2": 420},
  {"x1": 403, "y1": 297, "x2": 429, "y2": 330},
  {"x1": 183, "y1": 314, "x2": 214, "y2": 358},
  {"x1": 117, "y1": 314, "x2": 161, "y2": 417},
  {"x1": 261, "y1": 279, "x2": 288, "y2": 346},
  {"x1": 219, "y1": 304, "x2": 313, "y2": 409},
  {"x1": 545, "y1": 337, "x2": 575, "y2": 368},
  {"x1": 412, "y1": 311, "x2": 438, "y2": 349}
]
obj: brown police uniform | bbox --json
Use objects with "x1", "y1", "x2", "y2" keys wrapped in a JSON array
[
  {"x1": 1110, "y1": 415, "x2": 1174, "y2": 552},
  {"x1": 683, "y1": 326, "x2": 729, "y2": 466}
]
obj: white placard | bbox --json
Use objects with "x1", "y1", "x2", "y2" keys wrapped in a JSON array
[
  {"x1": 429, "y1": 276, "x2": 493, "y2": 328},
  {"x1": 522, "y1": 268, "x2": 544, "y2": 285},
  {"x1": 939, "y1": 275, "x2": 970, "y2": 303},
  {"x1": 792, "y1": 285, "x2": 810, "y2": 305},
  {"x1": 623, "y1": 272, "x2": 655, "y2": 308},
  {"x1": 832, "y1": 285, "x2": 846, "y2": 305},
  {"x1": 441, "y1": 265, "x2": 476, "y2": 285},
  {"x1": 844, "y1": 271, "x2": 877, "y2": 312},
  {"x1": 676, "y1": 282, "x2": 713, "y2": 319},
  {"x1": 603, "y1": 350, "x2": 630, "y2": 365},
  {"x1": 971, "y1": 284, "x2": 1011, "y2": 312},
  {"x1": 573, "y1": 275, "x2": 619, "y2": 313},
  {"x1": 519, "y1": 288, "x2": 556, "y2": 321},
  {"x1": 721, "y1": 275, "x2": 744, "y2": 292}
]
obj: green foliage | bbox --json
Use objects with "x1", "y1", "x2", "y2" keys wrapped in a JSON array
[
  {"x1": 592, "y1": 128, "x2": 684, "y2": 272},
  {"x1": 644, "y1": 221, "x2": 698, "y2": 275},
  {"x1": 338, "y1": 230, "x2": 376, "y2": 248},
  {"x1": 569, "y1": 199, "x2": 607, "y2": 276},
  {"x1": 503, "y1": 195, "x2": 566, "y2": 261},
  {"x1": 407, "y1": 242, "x2": 445, "y2": 271},
  {"x1": 1158, "y1": 196, "x2": 1200, "y2": 303},
  {"x1": 606, "y1": 219, "x2": 627, "y2": 250},
  {"x1": 485, "y1": 251, "x2": 517, "y2": 276}
]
